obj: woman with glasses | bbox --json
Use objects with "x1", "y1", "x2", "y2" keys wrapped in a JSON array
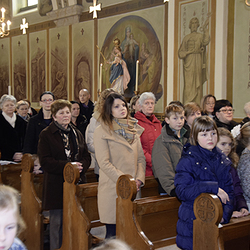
[
  {"x1": 213, "y1": 99, "x2": 238, "y2": 131},
  {"x1": 200, "y1": 94, "x2": 216, "y2": 117},
  {"x1": 23, "y1": 91, "x2": 55, "y2": 154}
]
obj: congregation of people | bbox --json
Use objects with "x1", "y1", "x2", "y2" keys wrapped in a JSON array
[{"x1": 1, "y1": 88, "x2": 250, "y2": 250}]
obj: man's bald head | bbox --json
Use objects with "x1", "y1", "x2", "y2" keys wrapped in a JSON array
[{"x1": 79, "y1": 89, "x2": 90, "y2": 105}]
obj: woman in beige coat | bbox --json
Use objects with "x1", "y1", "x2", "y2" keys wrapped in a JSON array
[{"x1": 94, "y1": 92, "x2": 146, "y2": 238}]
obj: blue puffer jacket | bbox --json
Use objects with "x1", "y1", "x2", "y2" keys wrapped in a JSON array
[{"x1": 174, "y1": 143, "x2": 234, "y2": 250}]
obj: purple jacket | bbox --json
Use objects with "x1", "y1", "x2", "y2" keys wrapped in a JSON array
[{"x1": 230, "y1": 166, "x2": 248, "y2": 211}]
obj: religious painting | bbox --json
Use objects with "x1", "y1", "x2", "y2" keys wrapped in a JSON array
[
  {"x1": 98, "y1": 5, "x2": 165, "y2": 113},
  {"x1": 49, "y1": 26, "x2": 69, "y2": 100},
  {"x1": 72, "y1": 20, "x2": 93, "y2": 100},
  {"x1": 227, "y1": 0, "x2": 250, "y2": 118},
  {"x1": 0, "y1": 38, "x2": 10, "y2": 97},
  {"x1": 174, "y1": 0, "x2": 216, "y2": 105},
  {"x1": 12, "y1": 35, "x2": 27, "y2": 101},
  {"x1": 29, "y1": 30, "x2": 46, "y2": 103}
]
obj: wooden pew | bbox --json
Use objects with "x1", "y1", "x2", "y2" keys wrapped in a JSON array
[
  {"x1": 193, "y1": 193, "x2": 250, "y2": 250},
  {"x1": 116, "y1": 174, "x2": 181, "y2": 250},
  {"x1": 59, "y1": 162, "x2": 93, "y2": 250},
  {"x1": 21, "y1": 154, "x2": 44, "y2": 250},
  {"x1": 86, "y1": 168, "x2": 97, "y2": 183},
  {"x1": 141, "y1": 175, "x2": 159, "y2": 198},
  {"x1": 0, "y1": 163, "x2": 22, "y2": 192}
]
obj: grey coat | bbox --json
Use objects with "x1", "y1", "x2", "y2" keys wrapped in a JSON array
[{"x1": 152, "y1": 124, "x2": 189, "y2": 195}]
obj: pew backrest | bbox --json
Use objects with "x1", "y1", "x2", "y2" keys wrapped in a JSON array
[
  {"x1": 0, "y1": 163, "x2": 22, "y2": 191},
  {"x1": 21, "y1": 154, "x2": 44, "y2": 250},
  {"x1": 193, "y1": 193, "x2": 250, "y2": 250},
  {"x1": 116, "y1": 174, "x2": 181, "y2": 250},
  {"x1": 59, "y1": 162, "x2": 92, "y2": 250}
]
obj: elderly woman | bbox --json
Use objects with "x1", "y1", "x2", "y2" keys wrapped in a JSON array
[
  {"x1": 16, "y1": 100, "x2": 30, "y2": 122},
  {"x1": 70, "y1": 101, "x2": 88, "y2": 138},
  {"x1": 0, "y1": 94, "x2": 26, "y2": 161},
  {"x1": 134, "y1": 92, "x2": 161, "y2": 176},
  {"x1": 37, "y1": 99, "x2": 91, "y2": 250}
]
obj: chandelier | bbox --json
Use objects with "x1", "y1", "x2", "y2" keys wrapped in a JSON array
[{"x1": 0, "y1": 8, "x2": 11, "y2": 38}]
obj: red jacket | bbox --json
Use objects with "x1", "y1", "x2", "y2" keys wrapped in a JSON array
[{"x1": 134, "y1": 111, "x2": 162, "y2": 176}]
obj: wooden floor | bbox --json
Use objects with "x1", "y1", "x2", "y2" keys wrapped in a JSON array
[{"x1": 91, "y1": 226, "x2": 180, "y2": 250}]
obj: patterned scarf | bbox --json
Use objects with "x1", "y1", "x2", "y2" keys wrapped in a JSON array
[
  {"x1": 113, "y1": 117, "x2": 138, "y2": 144},
  {"x1": 54, "y1": 121, "x2": 79, "y2": 161}
]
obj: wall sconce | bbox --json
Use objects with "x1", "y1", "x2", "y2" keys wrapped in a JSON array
[{"x1": 0, "y1": 7, "x2": 11, "y2": 38}]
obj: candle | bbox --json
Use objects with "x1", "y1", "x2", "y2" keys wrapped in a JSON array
[
  {"x1": 2, "y1": 22, "x2": 5, "y2": 32},
  {"x1": 7, "y1": 20, "x2": 11, "y2": 31},
  {"x1": 8, "y1": 85, "x2": 11, "y2": 95},
  {"x1": 99, "y1": 63, "x2": 103, "y2": 92},
  {"x1": 135, "y1": 60, "x2": 139, "y2": 92},
  {"x1": 1, "y1": 8, "x2": 5, "y2": 19}
]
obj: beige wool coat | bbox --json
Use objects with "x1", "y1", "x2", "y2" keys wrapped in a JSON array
[{"x1": 94, "y1": 122, "x2": 146, "y2": 224}]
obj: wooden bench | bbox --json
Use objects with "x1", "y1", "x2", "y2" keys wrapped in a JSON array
[
  {"x1": 59, "y1": 162, "x2": 97, "y2": 250},
  {"x1": 141, "y1": 175, "x2": 159, "y2": 198},
  {"x1": 116, "y1": 174, "x2": 181, "y2": 250},
  {"x1": 86, "y1": 168, "x2": 97, "y2": 183},
  {"x1": 193, "y1": 193, "x2": 250, "y2": 250},
  {"x1": 0, "y1": 163, "x2": 22, "y2": 192},
  {"x1": 21, "y1": 154, "x2": 44, "y2": 250}
]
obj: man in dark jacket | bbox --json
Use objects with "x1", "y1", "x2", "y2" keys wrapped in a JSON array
[
  {"x1": 23, "y1": 91, "x2": 55, "y2": 154},
  {"x1": 79, "y1": 89, "x2": 94, "y2": 124}
]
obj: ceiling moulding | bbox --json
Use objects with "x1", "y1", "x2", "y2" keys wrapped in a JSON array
[{"x1": 47, "y1": 1, "x2": 83, "y2": 27}]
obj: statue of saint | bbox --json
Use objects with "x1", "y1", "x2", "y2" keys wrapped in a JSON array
[{"x1": 178, "y1": 17, "x2": 210, "y2": 104}]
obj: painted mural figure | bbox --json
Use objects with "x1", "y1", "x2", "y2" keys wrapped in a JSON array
[
  {"x1": 178, "y1": 17, "x2": 210, "y2": 104},
  {"x1": 121, "y1": 26, "x2": 139, "y2": 97},
  {"x1": 108, "y1": 38, "x2": 130, "y2": 95}
]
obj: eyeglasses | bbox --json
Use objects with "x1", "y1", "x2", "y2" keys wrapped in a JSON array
[
  {"x1": 218, "y1": 108, "x2": 234, "y2": 113},
  {"x1": 41, "y1": 99, "x2": 53, "y2": 103}
]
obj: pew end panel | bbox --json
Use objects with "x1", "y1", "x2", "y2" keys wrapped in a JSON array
[
  {"x1": 21, "y1": 153, "x2": 44, "y2": 250},
  {"x1": 59, "y1": 162, "x2": 92, "y2": 250},
  {"x1": 193, "y1": 193, "x2": 250, "y2": 250},
  {"x1": 116, "y1": 174, "x2": 154, "y2": 250}
]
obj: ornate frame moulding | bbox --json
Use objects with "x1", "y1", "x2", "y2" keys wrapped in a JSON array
[{"x1": 47, "y1": 2, "x2": 83, "y2": 27}]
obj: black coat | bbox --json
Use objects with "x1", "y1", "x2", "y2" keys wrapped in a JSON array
[
  {"x1": 23, "y1": 108, "x2": 52, "y2": 154},
  {"x1": 0, "y1": 112, "x2": 26, "y2": 160},
  {"x1": 79, "y1": 100, "x2": 94, "y2": 124},
  {"x1": 214, "y1": 117, "x2": 238, "y2": 131},
  {"x1": 70, "y1": 114, "x2": 88, "y2": 139},
  {"x1": 37, "y1": 122, "x2": 91, "y2": 210}
]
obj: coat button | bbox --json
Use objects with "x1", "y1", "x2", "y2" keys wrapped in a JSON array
[
  {"x1": 204, "y1": 167, "x2": 207, "y2": 170},
  {"x1": 189, "y1": 152, "x2": 191, "y2": 154},
  {"x1": 196, "y1": 162, "x2": 199, "y2": 165}
]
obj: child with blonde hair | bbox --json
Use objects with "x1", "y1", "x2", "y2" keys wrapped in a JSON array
[{"x1": 0, "y1": 185, "x2": 27, "y2": 250}]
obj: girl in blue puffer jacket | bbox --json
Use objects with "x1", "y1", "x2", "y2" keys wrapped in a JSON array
[{"x1": 174, "y1": 116, "x2": 234, "y2": 250}]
